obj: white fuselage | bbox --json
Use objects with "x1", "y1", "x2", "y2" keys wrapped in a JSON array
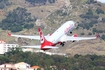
[{"x1": 47, "y1": 21, "x2": 75, "y2": 43}]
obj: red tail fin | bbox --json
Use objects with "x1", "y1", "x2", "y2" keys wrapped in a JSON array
[
  {"x1": 7, "y1": 31, "x2": 11, "y2": 36},
  {"x1": 96, "y1": 33, "x2": 99, "y2": 39},
  {"x1": 38, "y1": 28, "x2": 45, "y2": 44}
]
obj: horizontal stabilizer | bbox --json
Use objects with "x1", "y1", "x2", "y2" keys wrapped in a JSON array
[
  {"x1": 72, "y1": 34, "x2": 78, "y2": 37},
  {"x1": 43, "y1": 46, "x2": 59, "y2": 49},
  {"x1": 22, "y1": 45, "x2": 41, "y2": 48}
]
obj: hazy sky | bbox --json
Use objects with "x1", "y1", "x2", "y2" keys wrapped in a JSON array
[{"x1": 97, "y1": 0, "x2": 105, "y2": 3}]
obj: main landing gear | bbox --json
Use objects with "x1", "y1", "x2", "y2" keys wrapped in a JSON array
[{"x1": 60, "y1": 42, "x2": 65, "y2": 47}]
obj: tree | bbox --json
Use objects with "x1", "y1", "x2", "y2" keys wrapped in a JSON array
[
  {"x1": 0, "y1": 0, "x2": 11, "y2": 9},
  {"x1": 0, "y1": 56, "x2": 10, "y2": 64},
  {"x1": 81, "y1": 32, "x2": 85, "y2": 35},
  {"x1": 102, "y1": 18, "x2": 105, "y2": 22},
  {"x1": 0, "y1": 7, "x2": 35, "y2": 32},
  {"x1": 88, "y1": 32, "x2": 92, "y2": 35},
  {"x1": 86, "y1": 0, "x2": 96, "y2": 4},
  {"x1": 92, "y1": 28, "x2": 97, "y2": 34},
  {"x1": 2, "y1": 50, "x2": 105, "y2": 69},
  {"x1": 74, "y1": 54, "x2": 80, "y2": 58},
  {"x1": 96, "y1": 8, "x2": 104, "y2": 14},
  {"x1": 26, "y1": 0, "x2": 47, "y2": 6},
  {"x1": 101, "y1": 34, "x2": 105, "y2": 41},
  {"x1": 24, "y1": 24, "x2": 34, "y2": 29},
  {"x1": 48, "y1": 0, "x2": 55, "y2": 3},
  {"x1": 86, "y1": 9, "x2": 93, "y2": 16}
]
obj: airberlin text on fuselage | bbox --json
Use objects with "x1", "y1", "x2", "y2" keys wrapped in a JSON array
[{"x1": 64, "y1": 24, "x2": 73, "y2": 34}]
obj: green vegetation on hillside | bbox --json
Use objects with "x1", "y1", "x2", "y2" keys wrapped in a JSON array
[
  {"x1": 79, "y1": 9, "x2": 99, "y2": 30},
  {"x1": 0, "y1": 0, "x2": 11, "y2": 9},
  {"x1": 78, "y1": 0, "x2": 105, "y2": 40},
  {"x1": 96, "y1": 8, "x2": 104, "y2": 14},
  {"x1": 101, "y1": 35, "x2": 105, "y2": 41},
  {"x1": 26, "y1": 0, "x2": 55, "y2": 6},
  {"x1": 86, "y1": 0, "x2": 97, "y2": 4},
  {"x1": 0, "y1": 47, "x2": 105, "y2": 70},
  {"x1": 0, "y1": 7, "x2": 36, "y2": 32},
  {"x1": 48, "y1": 0, "x2": 55, "y2": 4},
  {"x1": 45, "y1": 0, "x2": 105, "y2": 42}
]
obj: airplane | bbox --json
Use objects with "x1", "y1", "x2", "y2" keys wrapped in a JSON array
[{"x1": 7, "y1": 21, "x2": 98, "y2": 51}]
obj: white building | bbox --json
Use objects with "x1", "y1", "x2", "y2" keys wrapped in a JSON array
[
  {"x1": 15, "y1": 62, "x2": 30, "y2": 70},
  {"x1": 0, "y1": 63, "x2": 16, "y2": 70},
  {"x1": 0, "y1": 40, "x2": 19, "y2": 54}
]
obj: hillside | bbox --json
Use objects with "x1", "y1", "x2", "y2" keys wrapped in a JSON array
[
  {"x1": 44, "y1": 0, "x2": 105, "y2": 55},
  {"x1": 0, "y1": 0, "x2": 105, "y2": 55}
]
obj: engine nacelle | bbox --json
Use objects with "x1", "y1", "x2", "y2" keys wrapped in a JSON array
[{"x1": 72, "y1": 34, "x2": 78, "y2": 37}]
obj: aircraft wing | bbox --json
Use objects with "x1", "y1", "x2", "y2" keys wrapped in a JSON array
[
  {"x1": 22, "y1": 45, "x2": 41, "y2": 48},
  {"x1": 43, "y1": 46, "x2": 59, "y2": 49},
  {"x1": 22, "y1": 46, "x2": 58, "y2": 49},
  {"x1": 66, "y1": 35, "x2": 97, "y2": 41},
  {"x1": 11, "y1": 34, "x2": 40, "y2": 40},
  {"x1": 7, "y1": 32, "x2": 48, "y2": 40}
]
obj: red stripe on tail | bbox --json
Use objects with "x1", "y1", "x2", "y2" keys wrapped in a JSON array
[
  {"x1": 96, "y1": 33, "x2": 99, "y2": 39},
  {"x1": 7, "y1": 31, "x2": 11, "y2": 36},
  {"x1": 38, "y1": 28, "x2": 45, "y2": 44}
]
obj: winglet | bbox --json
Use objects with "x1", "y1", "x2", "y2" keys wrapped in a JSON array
[
  {"x1": 7, "y1": 31, "x2": 11, "y2": 36},
  {"x1": 96, "y1": 33, "x2": 99, "y2": 39},
  {"x1": 38, "y1": 27, "x2": 41, "y2": 32}
]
